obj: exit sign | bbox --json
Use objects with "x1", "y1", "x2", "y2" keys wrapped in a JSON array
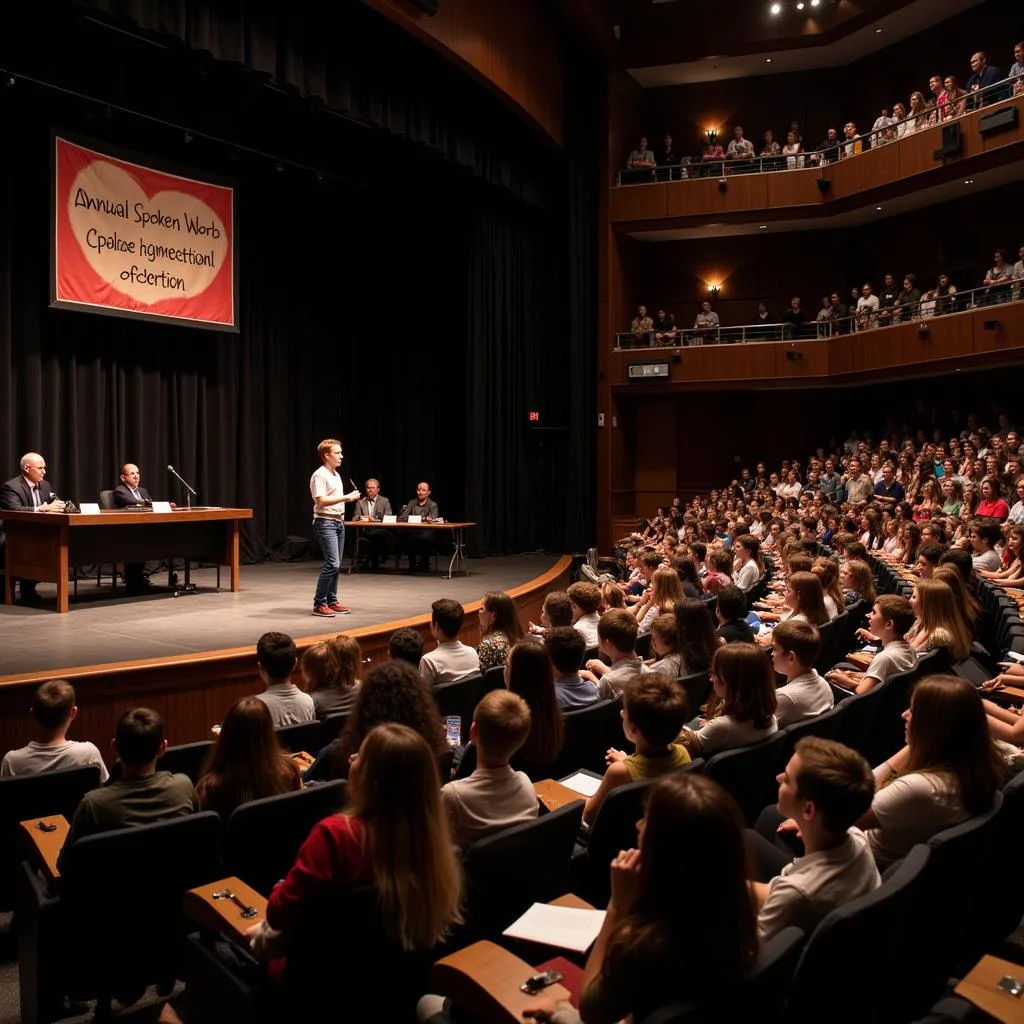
[
  {"x1": 528, "y1": 411, "x2": 540, "y2": 422},
  {"x1": 628, "y1": 362, "x2": 670, "y2": 380}
]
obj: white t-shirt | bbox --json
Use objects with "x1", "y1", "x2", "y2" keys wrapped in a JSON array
[
  {"x1": 864, "y1": 640, "x2": 916, "y2": 685},
  {"x1": 866, "y1": 767, "x2": 968, "y2": 868},
  {"x1": 824, "y1": 595, "x2": 839, "y2": 620},
  {"x1": 441, "y1": 765, "x2": 538, "y2": 851},
  {"x1": 972, "y1": 549, "x2": 1001, "y2": 573},
  {"x1": 310, "y1": 465, "x2": 345, "y2": 520},
  {"x1": 757, "y1": 827, "x2": 880, "y2": 944},
  {"x1": 734, "y1": 560, "x2": 760, "y2": 592},
  {"x1": 574, "y1": 612, "x2": 600, "y2": 649},
  {"x1": 1, "y1": 739, "x2": 109, "y2": 782},
  {"x1": 692, "y1": 713, "x2": 778, "y2": 757},
  {"x1": 774, "y1": 670, "x2": 834, "y2": 728},
  {"x1": 256, "y1": 682, "x2": 316, "y2": 727},
  {"x1": 419, "y1": 641, "x2": 481, "y2": 686}
]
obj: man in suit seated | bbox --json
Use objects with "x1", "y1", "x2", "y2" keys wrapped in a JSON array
[
  {"x1": 0, "y1": 452, "x2": 66, "y2": 604},
  {"x1": 399, "y1": 481, "x2": 440, "y2": 573},
  {"x1": 112, "y1": 463, "x2": 160, "y2": 592},
  {"x1": 352, "y1": 477, "x2": 393, "y2": 570}
]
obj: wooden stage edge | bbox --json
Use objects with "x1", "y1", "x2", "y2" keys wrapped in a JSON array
[{"x1": 0, "y1": 556, "x2": 573, "y2": 756}]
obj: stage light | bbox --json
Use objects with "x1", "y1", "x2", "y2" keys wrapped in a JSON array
[
  {"x1": 796, "y1": 2, "x2": 804, "y2": 9},
  {"x1": 766, "y1": 57, "x2": 773, "y2": 63},
  {"x1": 770, "y1": 3, "x2": 782, "y2": 13},
  {"x1": 810, "y1": 0, "x2": 820, "y2": 6}
]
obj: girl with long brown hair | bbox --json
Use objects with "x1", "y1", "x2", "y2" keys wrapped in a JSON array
[
  {"x1": 633, "y1": 567, "x2": 685, "y2": 638},
  {"x1": 756, "y1": 571, "x2": 829, "y2": 629},
  {"x1": 300, "y1": 634, "x2": 362, "y2": 717},
  {"x1": 476, "y1": 590, "x2": 525, "y2": 672},
  {"x1": 505, "y1": 640, "x2": 564, "y2": 766},
  {"x1": 909, "y1": 579, "x2": 972, "y2": 661},
  {"x1": 811, "y1": 557, "x2": 843, "y2": 619}
]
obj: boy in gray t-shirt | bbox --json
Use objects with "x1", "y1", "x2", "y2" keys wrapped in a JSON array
[
  {"x1": 826, "y1": 595, "x2": 916, "y2": 695},
  {"x1": 1, "y1": 679, "x2": 108, "y2": 782}
]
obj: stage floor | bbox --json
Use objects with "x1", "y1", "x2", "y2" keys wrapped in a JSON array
[{"x1": 0, "y1": 555, "x2": 562, "y2": 678}]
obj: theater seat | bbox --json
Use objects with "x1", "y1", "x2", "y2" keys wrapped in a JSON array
[
  {"x1": 433, "y1": 673, "x2": 485, "y2": 745},
  {"x1": 273, "y1": 720, "x2": 326, "y2": 755},
  {"x1": 542, "y1": 699, "x2": 624, "y2": 779},
  {"x1": 704, "y1": 731, "x2": 788, "y2": 826},
  {"x1": 832, "y1": 682, "x2": 886, "y2": 759},
  {"x1": 776, "y1": 703, "x2": 846, "y2": 770}
]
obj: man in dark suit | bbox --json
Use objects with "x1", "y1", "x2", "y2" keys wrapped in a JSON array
[
  {"x1": 398, "y1": 482, "x2": 440, "y2": 573},
  {"x1": 352, "y1": 478, "x2": 393, "y2": 570},
  {"x1": 112, "y1": 464, "x2": 154, "y2": 592},
  {"x1": 0, "y1": 452, "x2": 65, "y2": 603}
]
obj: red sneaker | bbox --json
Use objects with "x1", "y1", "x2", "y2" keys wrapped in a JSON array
[
  {"x1": 312, "y1": 604, "x2": 337, "y2": 617},
  {"x1": 330, "y1": 603, "x2": 352, "y2": 614}
]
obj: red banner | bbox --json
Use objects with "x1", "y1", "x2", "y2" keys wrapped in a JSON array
[{"x1": 52, "y1": 137, "x2": 236, "y2": 330}]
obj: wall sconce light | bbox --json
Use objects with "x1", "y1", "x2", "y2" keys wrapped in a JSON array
[
  {"x1": 705, "y1": 129, "x2": 717, "y2": 145},
  {"x1": 707, "y1": 284, "x2": 721, "y2": 300}
]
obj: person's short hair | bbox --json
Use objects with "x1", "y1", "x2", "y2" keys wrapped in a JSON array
[
  {"x1": 115, "y1": 707, "x2": 165, "y2": 766},
  {"x1": 473, "y1": 690, "x2": 531, "y2": 761},
  {"x1": 431, "y1": 599, "x2": 465, "y2": 638},
  {"x1": 317, "y1": 438, "x2": 341, "y2": 460},
  {"x1": 971, "y1": 521, "x2": 1002, "y2": 547},
  {"x1": 567, "y1": 581, "x2": 602, "y2": 615},
  {"x1": 623, "y1": 673, "x2": 689, "y2": 748},
  {"x1": 31, "y1": 679, "x2": 76, "y2": 730},
  {"x1": 874, "y1": 594, "x2": 916, "y2": 637},
  {"x1": 650, "y1": 613, "x2": 677, "y2": 648},
  {"x1": 543, "y1": 591, "x2": 574, "y2": 627},
  {"x1": 710, "y1": 550, "x2": 733, "y2": 573},
  {"x1": 388, "y1": 627, "x2": 424, "y2": 666},
  {"x1": 792, "y1": 736, "x2": 875, "y2": 836},
  {"x1": 691, "y1": 541, "x2": 707, "y2": 562},
  {"x1": 545, "y1": 626, "x2": 586, "y2": 675},
  {"x1": 843, "y1": 540, "x2": 868, "y2": 562},
  {"x1": 597, "y1": 608, "x2": 638, "y2": 654},
  {"x1": 641, "y1": 551, "x2": 663, "y2": 571},
  {"x1": 256, "y1": 631, "x2": 297, "y2": 680},
  {"x1": 716, "y1": 585, "x2": 746, "y2": 622},
  {"x1": 798, "y1": 538, "x2": 818, "y2": 556},
  {"x1": 787, "y1": 553, "x2": 814, "y2": 575},
  {"x1": 938, "y1": 547, "x2": 974, "y2": 585},
  {"x1": 917, "y1": 542, "x2": 944, "y2": 566},
  {"x1": 771, "y1": 619, "x2": 821, "y2": 667}
]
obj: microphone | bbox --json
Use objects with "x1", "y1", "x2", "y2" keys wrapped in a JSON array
[{"x1": 167, "y1": 464, "x2": 198, "y2": 509}]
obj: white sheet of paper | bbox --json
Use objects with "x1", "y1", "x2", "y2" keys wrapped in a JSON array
[
  {"x1": 79, "y1": 502, "x2": 100, "y2": 515},
  {"x1": 382, "y1": 515, "x2": 397, "y2": 524},
  {"x1": 503, "y1": 903, "x2": 606, "y2": 953},
  {"x1": 152, "y1": 501, "x2": 172, "y2": 513},
  {"x1": 1006, "y1": 651, "x2": 1024, "y2": 665},
  {"x1": 560, "y1": 772, "x2": 602, "y2": 797},
  {"x1": 407, "y1": 515, "x2": 422, "y2": 524}
]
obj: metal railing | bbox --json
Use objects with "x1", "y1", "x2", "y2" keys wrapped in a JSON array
[
  {"x1": 616, "y1": 281, "x2": 1022, "y2": 350},
  {"x1": 616, "y1": 75, "x2": 1022, "y2": 187}
]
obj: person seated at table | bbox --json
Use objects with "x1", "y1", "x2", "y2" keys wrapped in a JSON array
[
  {"x1": 300, "y1": 634, "x2": 362, "y2": 717},
  {"x1": 584, "y1": 672, "x2": 690, "y2": 825},
  {"x1": 58, "y1": 708, "x2": 198, "y2": 870},
  {"x1": 770, "y1": 620, "x2": 833, "y2": 727},
  {"x1": 419, "y1": 599, "x2": 480, "y2": 686},
  {"x1": 352, "y1": 478, "x2": 393, "y2": 569},
  {"x1": 586, "y1": 609, "x2": 648, "y2": 699},
  {"x1": 827, "y1": 595, "x2": 916, "y2": 694},
  {"x1": 679, "y1": 644, "x2": 778, "y2": 758},
  {"x1": 388, "y1": 626, "x2": 424, "y2": 667},
  {"x1": 749, "y1": 737, "x2": 879, "y2": 943},
  {"x1": 1, "y1": 678, "x2": 108, "y2": 781},
  {"x1": 528, "y1": 590, "x2": 574, "y2": 637},
  {"x1": 440, "y1": 690, "x2": 537, "y2": 851},
  {"x1": 112, "y1": 463, "x2": 153, "y2": 508},
  {"x1": 254, "y1": 632, "x2": 315, "y2": 727},
  {"x1": 398, "y1": 482, "x2": 440, "y2": 573},
  {"x1": 475, "y1": 590, "x2": 524, "y2": 672},
  {"x1": 545, "y1": 626, "x2": 600, "y2": 711},
  {"x1": 195, "y1": 696, "x2": 301, "y2": 819},
  {"x1": 715, "y1": 585, "x2": 755, "y2": 644}
]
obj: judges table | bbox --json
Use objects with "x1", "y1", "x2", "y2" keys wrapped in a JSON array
[
  {"x1": 346, "y1": 520, "x2": 475, "y2": 578},
  {"x1": 2, "y1": 507, "x2": 253, "y2": 613}
]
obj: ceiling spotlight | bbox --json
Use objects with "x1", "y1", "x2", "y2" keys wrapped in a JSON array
[
  {"x1": 796, "y1": 2, "x2": 804, "y2": 9},
  {"x1": 963, "y1": 178, "x2": 974, "y2": 184},
  {"x1": 875, "y1": 27, "x2": 883, "y2": 33},
  {"x1": 810, "y1": 0, "x2": 820, "y2": 5},
  {"x1": 875, "y1": 206, "x2": 883, "y2": 212},
  {"x1": 770, "y1": 3, "x2": 781, "y2": 13},
  {"x1": 759, "y1": 225, "x2": 768, "y2": 230},
  {"x1": 765, "y1": 57, "x2": 773, "y2": 63}
]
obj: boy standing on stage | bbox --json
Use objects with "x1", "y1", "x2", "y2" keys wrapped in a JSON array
[{"x1": 310, "y1": 438, "x2": 360, "y2": 618}]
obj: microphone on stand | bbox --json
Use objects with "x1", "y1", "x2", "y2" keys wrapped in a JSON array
[{"x1": 167, "y1": 465, "x2": 198, "y2": 510}]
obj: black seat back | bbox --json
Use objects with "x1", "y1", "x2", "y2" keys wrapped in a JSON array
[
  {"x1": 433, "y1": 673, "x2": 484, "y2": 745},
  {"x1": 814, "y1": 613, "x2": 847, "y2": 673},
  {"x1": 223, "y1": 780, "x2": 348, "y2": 895},
  {"x1": 481, "y1": 664, "x2": 506, "y2": 696},
  {"x1": 159, "y1": 741, "x2": 215, "y2": 783},
  {"x1": 704, "y1": 731, "x2": 788, "y2": 825},
  {"x1": 545, "y1": 700, "x2": 623, "y2": 778},
  {"x1": 60, "y1": 812, "x2": 223, "y2": 999},
  {"x1": 678, "y1": 671, "x2": 711, "y2": 717},
  {"x1": 832, "y1": 683, "x2": 886, "y2": 759},
  {"x1": 274, "y1": 720, "x2": 327, "y2": 755},
  {"x1": 776, "y1": 703, "x2": 845, "y2": 770},
  {"x1": 0, "y1": 764, "x2": 101, "y2": 909},
  {"x1": 462, "y1": 800, "x2": 584, "y2": 940},
  {"x1": 319, "y1": 711, "x2": 348, "y2": 746}
]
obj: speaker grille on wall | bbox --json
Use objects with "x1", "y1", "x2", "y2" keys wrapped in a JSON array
[{"x1": 406, "y1": 0, "x2": 439, "y2": 14}]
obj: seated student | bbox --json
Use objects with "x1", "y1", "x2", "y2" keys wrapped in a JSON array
[
  {"x1": 715, "y1": 585, "x2": 755, "y2": 644},
  {"x1": 388, "y1": 626, "x2": 425, "y2": 667},
  {"x1": 254, "y1": 632, "x2": 315, "y2": 727},
  {"x1": 419, "y1": 599, "x2": 481, "y2": 685},
  {"x1": 750, "y1": 738, "x2": 879, "y2": 943},
  {"x1": 505, "y1": 641, "x2": 564, "y2": 768},
  {"x1": 59, "y1": 708, "x2": 198, "y2": 869},
  {"x1": 1, "y1": 679, "x2": 108, "y2": 781},
  {"x1": 631, "y1": 567, "x2": 684, "y2": 638},
  {"x1": 827, "y1": 595, "x2": 917, "y2": 694},
  {"x1": 300, "y1": 635, "x2": 361, "y2": 718},
  {"x1": 600, "y1": 580, "x2": 626, "y2": 611},
  {"x1": 907, "y1": 579, "x2": 972, "y2": 661},
  {"x1": 647, "y1": 613, "x2": 684, "y2": 677},
  {"x1": 528, "y1": 590, "x2": 574, "y2": 637},
  {"x1": 567, "y1": 582, "x2": 603, "y2": 648},
  {"x1": 914, "y1": 542, "x2": 944, "y2": 580},
  {"x1": 770, "y1": 620, "x2": 833, "y2": 727},
  {"x1": 675, "y1": 598, "x2": 719, "y2": 675},
  {"x1": 440, "y1": 691, "x2": 538, "y2": 851},
  {"x1": 545, "y1": 626, "x2": 600, "y2": 710},
  {"x1": 586, "y1": 609, "x2": 647, "y2": 699},
  {"x1": 969, "y1": 520, "x2": 1003, "y2": 573},
  {"x1": 680, "y1": 644, "x2": 778, "y2": 758},
  {"x1": 584, "y1": 673, "x2": 690, "y2": 825},
  {"x1": 702, "y1": 549, "x2": 734, "y2": 594},
  {"x1": 811, "y1": 557, "x2": 843, "y2": 620},
  {"x1": 672, "y1": 556, "x2": 703, "y2": 599},
  {"x1": 732, "y1": 534, "x2": 763, "y2": 593},
  {"x1": 196, "y1": 697, "x2": 301, "y2": 819}
]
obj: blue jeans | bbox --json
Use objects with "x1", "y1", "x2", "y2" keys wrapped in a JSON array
[{"x1": 312, "y1": 518, "x2": 345, "y2": 607}]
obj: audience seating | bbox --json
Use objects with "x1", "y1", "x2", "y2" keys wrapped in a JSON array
[
  {"x1": 460, "y1": 800, "x2": 585, "y2": 943},
  {"x1": 831, "y1": 681, "x2": 887, "y2": 759},
  {"x1": 482, "y1": 664, "x2": 507, "y2": 695},
  {"x1": 704, "y1": 731, "x2": 789, "y2": 825},
  {"x1": 159, "y1": 740, "x2": 214, "y2": 782},
  {"x1": 434, "y1": 673, "x2": 486, "y2": 744},
  {"x1": 776, "y1": 703, "x2": 846, "y2": 769},
  {"x1": 222, "y1": 779, "x2": 348, "y2": 895},
  {"x1": 678, "y1": 671, "x2": 711, "y2": 717},
  {"x1": 18, "y1": 812, "x2": 223, "y2": 1024},
  {"x1": 983, "y1": 770, "x2": 1024, "y2": 955},
  {"x1": 0, "y1": 764, "x2": 101, "y2": 910},
  {"x1": 813, "y1": 613, "x2": 848, "y2": 674},
  {"x1": 636, "y1": 634, "x2": 652, "y2": 659},
  {"x1": 273, "y1": 720, "x2": 326, "y2": 756},
  {"x1": 318, "y1": 711, "x2": 348, "y2": 745},
  {"x1": 543, "y1": 699, "x2": 625, "y2": 779}
]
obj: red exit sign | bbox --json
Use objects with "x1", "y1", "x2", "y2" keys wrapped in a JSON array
[{"x1": 528, "y1": 411, "x2": 540, "y2": 423}]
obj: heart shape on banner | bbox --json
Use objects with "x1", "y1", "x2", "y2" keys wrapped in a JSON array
[{"x1": 67, "y1": 159, "x2": 228, "y2": 305}]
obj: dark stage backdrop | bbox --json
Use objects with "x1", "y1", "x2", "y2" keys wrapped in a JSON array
[{"x1": 0, "y1": 2, "x2": 599, "y2": 561}]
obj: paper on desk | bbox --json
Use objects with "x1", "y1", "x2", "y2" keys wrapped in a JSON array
[
  {"x1": 503, "y1": 903, "x2": 606, "y2": 952},
  {"x1": 1005, "y1": 651, "x2": 1024, "y2": 665},
  {"x1": 560, "y1": 772, "x2": 602, "y2": 797}
]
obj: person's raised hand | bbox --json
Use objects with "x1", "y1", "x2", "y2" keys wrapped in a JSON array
[
  {"x1": 609, "y1": 847, "x2": 642, "y2": 913},
  {"x1": 606, "y1": 747, "x2": 627, "y2": 764}
]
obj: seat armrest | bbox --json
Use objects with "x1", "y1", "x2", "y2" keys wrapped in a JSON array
[
  {"x1": 19, "y1": 816, "x2": 69, "y2": 884},
  {"x1": 184, "y1": 877, "x2": 269, "y2": 946},
  {"x1": 549, "y1": 894, "x2": 596, "y2": 911},
  {"x1": 429, "y1": 940, "x2": 571, "y2": 1024},
  {"x1": 955, "y1": 954, "x2": 1024, "y2": 1024},
  {"x1": 534, "y1": 780, "x2": 586, "y2": 813}
]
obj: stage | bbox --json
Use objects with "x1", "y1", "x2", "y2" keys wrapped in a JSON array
[{"x1": 0, "y1": 554, "x2": 573, "y2": 754}]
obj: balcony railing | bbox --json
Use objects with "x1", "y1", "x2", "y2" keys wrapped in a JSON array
[
  {"x1": 616, "y1": 281, "x2": 1021, "y2": 350},
  {"x1": 616, "y1": 75, "x2": 1021, "y2": 187}
]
